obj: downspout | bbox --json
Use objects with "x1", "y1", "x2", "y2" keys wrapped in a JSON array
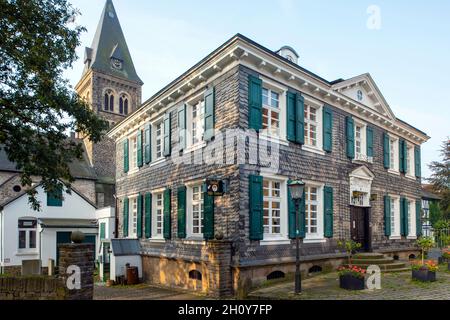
[
  {"x1": 0, "y1": 209, "x2": 3, "y2": 274},
  {"x1": 113, "y1": 194, "x2": 118, "y2": 239}
]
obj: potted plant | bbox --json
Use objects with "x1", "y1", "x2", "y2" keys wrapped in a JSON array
[
  {"x1": 412, "y1": 237, "x2": 438, "y2": 282},
  {"x1": 338, "y1": 265, "x2": 366, "y2": 290},
  {"x1": 411, "y1": 260, "x2": 438, "y2": 282},
  {"x1": 442, "y1": 250, "x2": 450, "y2": 271},
  {"x1": 337, "y1": 239, "x2": 362, "y2": 265}
]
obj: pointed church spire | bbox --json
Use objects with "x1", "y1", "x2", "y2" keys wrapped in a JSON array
[{"x1": 83, "y1": 0, "x2": 143, "y2": 84}]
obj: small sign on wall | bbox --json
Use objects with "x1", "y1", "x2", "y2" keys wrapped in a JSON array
[
  {"x1": 205, "y1": 179, "x2": 224, "y2": 196},
  {"x1": 370, "y1": 194, "x2": 378, "y2": 201}
]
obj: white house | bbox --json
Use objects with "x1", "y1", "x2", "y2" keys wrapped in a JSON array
[{"x1": 0, "y1": 183, "x2": 99, "y2": 274}]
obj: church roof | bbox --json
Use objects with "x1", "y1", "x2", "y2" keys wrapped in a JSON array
[{"x1": 84, "y1": 0, "x2": 143, "y2": 84}]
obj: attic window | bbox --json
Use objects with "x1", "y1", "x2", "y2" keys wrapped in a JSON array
[{"x1": 13, "y1": 185, "x2": 21, "y2": 192}]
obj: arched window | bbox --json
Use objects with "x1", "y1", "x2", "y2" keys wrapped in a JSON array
[
  {"x1": 119, "y1": 93, "x2": 129, "y2": 115},
  {"x1": 267, "y1": 271, "x2": 285, "y2": 280},
  {"x1": 104, "y1": 89, "x2": 115, "y2": 111}
]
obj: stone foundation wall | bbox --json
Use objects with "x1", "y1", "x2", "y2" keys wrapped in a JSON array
[{"x1": 0, "y1": 276, "x2": 67, "y2": 300}]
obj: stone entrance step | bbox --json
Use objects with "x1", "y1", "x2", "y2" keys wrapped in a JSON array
[{"x1": 346, "y1": 252, "x2": 410, "y2": 273}]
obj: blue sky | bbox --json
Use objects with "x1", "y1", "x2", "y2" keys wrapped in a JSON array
[{"x1": 65, "y1": 0, "x2": 450, "y2": 179}]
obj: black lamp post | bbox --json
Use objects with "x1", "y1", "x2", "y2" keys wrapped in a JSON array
[{"x1": 288, "y1": 179, "x2": 305, "y2": 294}]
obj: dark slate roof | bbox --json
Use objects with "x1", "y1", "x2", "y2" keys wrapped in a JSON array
[
  {"x1": 421, "y1": 189, "x2": 442, "y2": 201},
  {"x1": 110, "y1": 239, "x2": 141, "y2": 256},
  {"x1": 84, "y1": 0, "x2": 143, "y2": 84},
  {"x1": 0, "y1": 141, "x2": 97, "y2": 180}
]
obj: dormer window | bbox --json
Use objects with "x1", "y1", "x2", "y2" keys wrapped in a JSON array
[{"x1": 276, "y1": 46, "x2": 299, "y2": 64}]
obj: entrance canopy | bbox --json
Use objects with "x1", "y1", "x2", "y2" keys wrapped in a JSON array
[
  {"x1": 349, "y1": 166, "x2": 374, "y2": 207},
  {"x1": 38, "y1": 218, "x2": 98, "y2": 229}
]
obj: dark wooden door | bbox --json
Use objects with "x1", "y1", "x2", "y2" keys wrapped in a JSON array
[{"x1": 350, "y1": 207, "x2": 371, "y2": 251}]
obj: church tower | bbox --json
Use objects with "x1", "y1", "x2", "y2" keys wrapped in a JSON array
[{"x1": 75, "y1": 0, "x2": 143, "y2": 205}]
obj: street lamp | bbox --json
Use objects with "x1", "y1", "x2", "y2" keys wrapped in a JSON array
[{"x1": 288, "y1": 179, "x2": 305, "y2": 294}]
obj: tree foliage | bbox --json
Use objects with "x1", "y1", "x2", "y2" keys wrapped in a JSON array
[
  {"x1": 428, "y1": 139, "x2": 450, "y2": 220},
  {"x1": 0, "y1": 0, "x2": 108, "y2": 210}
]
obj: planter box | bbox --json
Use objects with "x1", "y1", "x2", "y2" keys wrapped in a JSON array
[
  {"x1": 339, "y1": 274, "x2": 365, "y2": 290},
  {"x1": 412, "y1": 269, "x2": 436, "y2": 282}
]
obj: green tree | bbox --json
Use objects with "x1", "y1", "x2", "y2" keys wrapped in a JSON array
[
  {"x1": 428, "y1": 139, "x2": 450, "y2": 220},
  {"x1": 0, "y1": 0, "x2": 108, "y2": 210}
]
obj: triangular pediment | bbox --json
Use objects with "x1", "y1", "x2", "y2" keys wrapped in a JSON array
[
  {"x1": 332, "y1": 73, "x2": 395, "y2": 120},
  {"x1": 349, "y1": 165, "x2": 375, "y2": 180}
]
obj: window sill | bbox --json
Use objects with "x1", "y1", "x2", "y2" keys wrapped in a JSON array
[
  {"x1": 260, "y1": 238, "x2": 290, "y2": 246},
  {"x1": 407, "y1": 236, "x2": 417, "y2": 240},
  {"x1": 182, "y1": 238, "x2": 206, "y2": 245},
  {"x1": 185, "y1": 142, "x2": 206, "y2": 153},
  {"x1": 388, "y1": 169, "x2": 400, "y2": 176},
  {"x1": 149, "y1": 157, "x2": 166, "y2": 167},
  {"x1": 15, "y1": 251, "x2": 39, "y2": 256},
  {"x1": 302, "y1": 145, "x2": 326, "y2": 156},
  {"x1": 147, "y1": 238, "x2": 166, "y2": 243},
  {"x1": 127, "y1": 168, "x2": 139, "y2": 176},
  {"x1": 389, "y1": 236, "x2": 401, "y2": 240},
  {"x1": 405, "y1": 174, "x2": 416, "y2": 181},
  {"x1": 259, "y1": 134, "x2": 289, "y2": 146},
  {"x1": 303, "y1": 238, "x2": 326, "y2": 244}
]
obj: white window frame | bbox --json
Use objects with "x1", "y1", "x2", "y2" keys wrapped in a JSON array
[
  {"x1": 152, "y1": 118, "x2": 164, "y2": 162},
  {"x1": 129, "y1": 135, "x2": 138, "y2": 174},
  {"x1": 388, "y1": 135, "x2": 400, "y2": 174},
  {"x1": 259, "y1": 78, "x2": 287, "y2": 144},
  {"x1": 405, "y1": 142, "x2": 415, "y2": 179},
  {"x1": 407, "y1": 198, "x2": 417, "y2": 239},
  {"x1": 302, "y1": 97, "x2": 325, "y2": 155},
  {"x1": 128, "y1": 195, "x2": 138, "y2": 238},
  {"x1": 151, "y1": 191, "x2": 164, "y2": 240},
  {"x1": 260, "y1": 174, "x2": 289, "y2": 245},
  {"x1": 186, "y1": 181, "x2": 205, "y2": 239},
  {"x1": 186, "y1": 92, "x2": 207, "y2": 151},
  {"x1": 303, "y1": 181, "x2": 325, "y2": 243},
  {"x1": 17, "y1": 218, "x2": 38, "y2": 252},
  {"x1": 389, "y1": 196, "x2": 401, "y2": 239},
  {"x1": 353, "y1": 119, "x2": 371, "y2": 163}
]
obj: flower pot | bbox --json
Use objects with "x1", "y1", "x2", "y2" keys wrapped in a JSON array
[
  {"x1": 339, "y1": 274, "x2": 365, "y2": 290},
  {"x1": 412, "y1": 269, "x2": 436, "y2": 282}
]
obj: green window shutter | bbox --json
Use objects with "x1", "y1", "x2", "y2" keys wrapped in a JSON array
[
  {"x1": 204, "y1": 87, "x2": 215, "y2": 142},
  {"x1": 203, "y1": 188, "x2": 215, "y2": 240},
  {"x1": 123, "y1": 139, "x2": 129, "y2": 173},
  {"x1": 163, "y1": 188, "x2": 171, "y2": 239},
  {"x1": 323, "y1": 106, "x2": 333, "y2": 152},
  {"x1": 136, "y1": 194, "x2": 143, "y2": 238},
  {"x1": 47, "y1": 188, "x2": 63, "y2": 207},
  {"x1": 414, "y1": 146, "x2": 421, "y2": 178},
  {"x1": 399, "y1": 139, "x2": 406, "y2": 173},
  {"x1": 178, "y1": 104, "x2": 187, "y2": 151},
  {"x1": 295, "y1": 93, "x2": 305, "y2": 145},
  {"x1": 137, "y1": 130, "x2": 143, "y2": 168},
  {"x1": 286, "y1": 92, "x2": 297, "y2": 142},
  {"x1": 100, "y1": 223, "x2": 106, "y2": 240},
  {"x1": 416, "y1": 200, "x2": 422, "y2": 237},
  {"x1": 163, "y1": 112, "x2": 171, "y2": 157},
  {"x1": 400, "y1": 197, "x2": 408, "y2": 236},
  {"x1": 144, "y1": 124, "x2": 152, "y2": 164},
  {"x1": 249, "y1": 175, "x2": 264, "y2": 240},
  {"x1": 346, "y1": 116, "x2": 355, "y2": 159},
  {"x1": 298, "y1": 190, "x2": 306, "y2": 238},
  {"x1": 145, "y1": 193, "x2": 152, "y2": 238},
  {"x1": 248, "y1": 75, "x2": 263, "y2": 131},
  {"x1": 324, "y1": 186, "x2": 333, "y2": 238},
  {"x1": 123, "y1": 197, "x2": 129, "y2": 238},
  {"x1": 177, "y1": 186, "x2": 187, "y2": 239},
  {"x1": 384, "y1": 195, "x2": 391, "y2": 236},
  {"x1": 383, "y1": 132, "x2": 390, "y2": 169},
  {"x1": 366, "y1": 127, "x2": 374, "y2": 158}
]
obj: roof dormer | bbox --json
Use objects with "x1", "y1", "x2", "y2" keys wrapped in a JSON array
[{"x1": 276, "y1": 46, "x2": 299, "y2": 64}]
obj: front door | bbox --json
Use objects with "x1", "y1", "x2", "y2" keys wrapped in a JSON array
[{"x1": 350, "y1": 207, "x2": 371, "y2": 252}]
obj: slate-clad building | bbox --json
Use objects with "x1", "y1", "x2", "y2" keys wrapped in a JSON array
[{"x1": 108, "y1": 34, "x2": 429, "y2": 296}]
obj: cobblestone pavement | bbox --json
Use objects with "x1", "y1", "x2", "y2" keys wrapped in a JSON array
[
  {"x1": 248, "y1": 269, "x2": 450, "y2": 300},
  {"x1": 94, "y1": 283, "x2": 205, "y2": 300}
]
